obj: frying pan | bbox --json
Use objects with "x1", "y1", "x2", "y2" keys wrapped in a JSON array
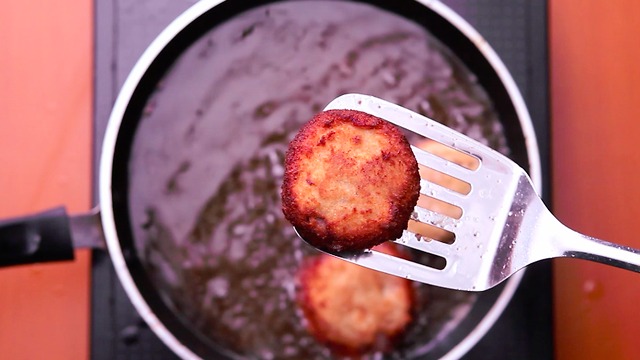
[{"x1": 0, "y1": 0, "x2": 542, "y2": 359}]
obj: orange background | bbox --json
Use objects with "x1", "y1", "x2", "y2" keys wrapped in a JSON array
[
  {"x1": 0, "y1": 1, "x2": 639, "y2": 359},
  {"x1": 0, "y1": 0, "x2": 92, "y2": 359},
  {"x1": 550, "y1": 0, "x2": 640, "y2": 359}
]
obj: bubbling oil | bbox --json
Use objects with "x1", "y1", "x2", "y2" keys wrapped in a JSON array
[{"x1": 129, "y1": 1, "x2": 509, "y2": 358}]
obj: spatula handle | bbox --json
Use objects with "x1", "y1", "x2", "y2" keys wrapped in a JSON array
[
  {"x1": 564, "y1": 233, "x2": 640, "y2": 272},
  {"x1": 0, "y1": 207, "x2": 74, "y2": 267}
]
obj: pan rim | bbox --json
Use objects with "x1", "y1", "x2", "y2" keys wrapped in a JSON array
[
  {"x1": 99, "y1": 1, "x2": 227, "y2": 359},
  {"x1": 98, "y1": 0, "x2": 542, "y2": 359}
]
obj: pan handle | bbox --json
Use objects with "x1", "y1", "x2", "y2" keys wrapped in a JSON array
[{"x1": 0, "y1": 206, "x2": 105, "y2": 267}]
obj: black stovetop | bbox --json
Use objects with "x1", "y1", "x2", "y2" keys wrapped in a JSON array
[{"x1": 91, "y1": 1, "x2": 551, "y2": 359}]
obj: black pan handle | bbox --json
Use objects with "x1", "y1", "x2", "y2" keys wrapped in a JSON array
[{"x1": 0, "y1": 207, "x2": 75, "y2": 267}]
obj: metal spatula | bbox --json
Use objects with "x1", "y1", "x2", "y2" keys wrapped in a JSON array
[{"x1": 295, "y1": 93, "x2": 640, "y2": 291}]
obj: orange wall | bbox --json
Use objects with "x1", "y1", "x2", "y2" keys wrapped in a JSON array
[
  {"x1": 0, "y1": 0, "x2": 92, "y2": 359},
  {"x1": 550, "y1": 1, "x2": 640, "y2": 359}
]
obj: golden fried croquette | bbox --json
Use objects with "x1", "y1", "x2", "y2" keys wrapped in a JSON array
[
  {"x1": 281, "y1": 109, "x2": 420, "y2": 252},
  {"x1": 296, "y1": 243, "x2": 415, "y2": 357}
]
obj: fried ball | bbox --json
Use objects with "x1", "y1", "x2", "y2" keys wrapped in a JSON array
[
  {"x1": 297, "y1": 243, "x2": 415, "y2": 357},
  {"x1": 281, "y1": 109, "x2": 420, "y2": 252}
]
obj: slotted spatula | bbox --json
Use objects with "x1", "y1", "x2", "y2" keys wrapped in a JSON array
[{"x1": 295, "y1": 93, "x2": 640, "y2": 291}]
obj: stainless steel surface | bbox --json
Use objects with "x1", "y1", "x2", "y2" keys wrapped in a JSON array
[
  {"x1": 69, "y1": 207, "x2": 106, "y2": 250},
  {"x1": 305, "y1": 93, "x2": 640, "y2": 291}
]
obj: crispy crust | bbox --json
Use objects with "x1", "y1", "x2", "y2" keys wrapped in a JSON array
[
  {"x1": 297, "y1": 243, "x2": 415, "y2": 357},
  {"x1": 281, "y1": 109, "x2": 420, "y2": 252}
]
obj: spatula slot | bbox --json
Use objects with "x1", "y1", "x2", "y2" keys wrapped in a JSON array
[
  {"x1": 418, "y1": 164, "x2": 471, "y2": 195},
  {"x1": 417, "y1": 194, "x2": 463, "y2": 220},
  {"x1": 407, "y1": 220, "x2": 456, "y2": 245}
]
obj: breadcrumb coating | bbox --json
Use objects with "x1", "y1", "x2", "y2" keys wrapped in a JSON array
[{"x1": 282, "y1": 109, "x2": 420, "y2": 252}]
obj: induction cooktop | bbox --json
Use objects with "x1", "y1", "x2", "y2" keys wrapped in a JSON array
[{"x1": 91, "y1": 1, "x2": 551, "y2": 359}]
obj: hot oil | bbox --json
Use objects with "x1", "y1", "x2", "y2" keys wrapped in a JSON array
[{"x1": 128, "y1": 1, "x2": 509, "y2": 359}]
